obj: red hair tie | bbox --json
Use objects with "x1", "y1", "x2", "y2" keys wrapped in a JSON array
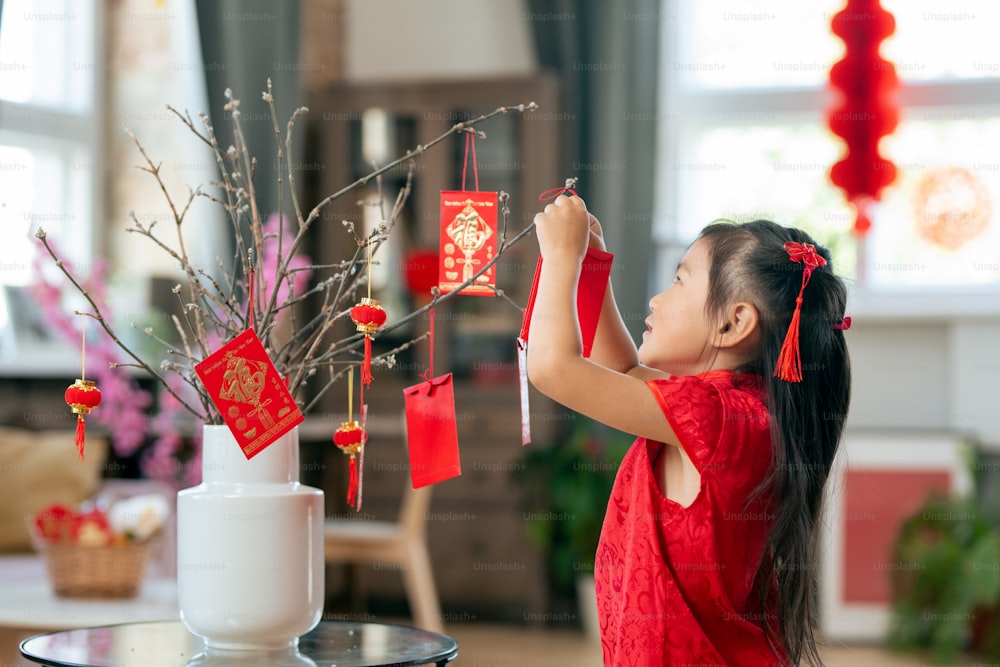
[
  {"x1": 832, "y1": 316, "x2": 852, "y2": 331},
  {"x1": 774, "y1": 241, "x2": 828, "y2": 383}
]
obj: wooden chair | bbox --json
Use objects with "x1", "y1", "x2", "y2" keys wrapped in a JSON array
[{"x1": 324, "y1": 484, "x2": 444, "y2": 633}]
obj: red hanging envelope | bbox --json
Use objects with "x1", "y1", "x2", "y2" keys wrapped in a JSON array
[
  {"x1": 438, "y1": 190, "x2": 498, "y2": 296},
  {"x1": 403, "y1": 373, "x2": 461, "y2": 488},
  {"x1": 519, "y1": 247, "x2": 614, "y2": 357},
  {"x1": 195, "y1": 328, "x2": 304, "y2": 459}
]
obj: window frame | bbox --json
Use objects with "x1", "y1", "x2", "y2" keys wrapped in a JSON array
[
  {"x1": 0, "y1": 0, "x2": 106, "y2": 279},
  {"x1": 0, "y1": 0, "x2": 106, "y2": 374},
  {"x1": 654, "y1": 0, "x2": 1000, "y2": 319}
]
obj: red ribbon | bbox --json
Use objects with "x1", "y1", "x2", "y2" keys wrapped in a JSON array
[
  {"x1": 774, "y1": 242, "x2": 828, "y2": 383},
  {"x1": 461, "y1": 132, "x2": 480, "y2": 192},
  {"x1": 538, "y1": 187, "x2": 578, "y2": 201}
]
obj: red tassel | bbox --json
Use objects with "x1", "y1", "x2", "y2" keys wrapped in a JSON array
[
  {"x1": 361, "y1": 335, "x2": 374, "y2": 387},
  {"x1": 74, "y1": 416, "x2": 87, "y2": 461},
  {"x1": 774, "y1": 242, "x2": 826, "y2": 383},
  {"x1": 774, "y1": 298, "x2": 804, "y2": 383},
  {"x1": 347, "y1": 455, "x2": 358, "y2": 505}
]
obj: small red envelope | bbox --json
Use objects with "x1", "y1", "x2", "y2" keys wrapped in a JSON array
[
  {"x1": 519, "y1": 247, "x2": 614, "y2": 357},
  {"x1": 438, "y1": 190, "x2": 499, "y2": 296},
  {"x1": 195, "y1": 328, "x2": 304, "y2": 459},
  {"x1": 403, "y1": 373, "x2": 461, "y2": 488}
]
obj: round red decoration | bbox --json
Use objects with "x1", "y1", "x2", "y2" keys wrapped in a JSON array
[
  {"x1": 65, "y1": 378, "x2": 102, "y2": 461},
  {"x1": 351, "y1": 297, "x2": 387, "y2": 334},
  {"x1": 827, "y1": 0, "x2": 900, "y2": 236},
  {"x1": 333, "y1": 420, "x2": 366, "y2": 505},
  {"x1": 351, "y1": 297, "x2": 386, "y2": 387},
  {"x1": 912, "y1": 166, "x2": 992, "y2": 251},
  {"x1": 402, "y1": 249, "x2": 439, "y2": 296}
]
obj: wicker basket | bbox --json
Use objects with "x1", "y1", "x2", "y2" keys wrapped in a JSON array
[{"x1": 40, "y1": 541, "x2": 151, "y2": 599}]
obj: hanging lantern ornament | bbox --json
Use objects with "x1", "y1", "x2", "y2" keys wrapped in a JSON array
[
  {"x1": 827, "y1": 0, "x2": 900, "y2": 236},
  {"x1": 333, "y1": 368, "x2": 366, "y2": 507},
  {"x1": 351, "y1": 240, "x2": 387, "y2": 387},
  {"x1": 64, "y1": 315, "x2": 102, "y2": 460}
]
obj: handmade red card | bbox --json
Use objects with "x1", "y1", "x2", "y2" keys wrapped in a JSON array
[
  {"x1": 519, "y1": 247, "x2": 614, "y2": 357},
  {"x1": 438, "y1": 190, "x2": 498, "y2": 296},
  {"x1": 195, "y1": 328, "x2": 304, "y2": 459},
  {"x1": 403, "y1": 373, "x2": 461, "y2": 488}
]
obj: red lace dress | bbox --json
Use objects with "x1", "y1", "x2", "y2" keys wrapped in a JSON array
[{"x1": 594, "y1": 370, "x2": 787, "y2": 666}]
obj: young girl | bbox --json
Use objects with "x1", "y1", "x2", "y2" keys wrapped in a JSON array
[{"x1": 526, "y1": 195, "x2": 851, "y2": 666}]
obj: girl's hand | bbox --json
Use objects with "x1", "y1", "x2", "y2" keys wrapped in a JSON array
[
  {"x1": 533, "y1": 195, "x2": 591, "y2": 262},
  {"x1": 588, "y1": 213, "x2": 607, "y2": 252}
]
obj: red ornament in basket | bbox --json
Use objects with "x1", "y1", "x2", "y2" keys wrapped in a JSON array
[{"x1": 30, "y1": 495, "x2": 169, "y2": 598}]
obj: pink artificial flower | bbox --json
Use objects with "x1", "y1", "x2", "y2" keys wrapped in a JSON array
[{"x1": 260, "y1": 212, "x2": 312, "y2": 310}]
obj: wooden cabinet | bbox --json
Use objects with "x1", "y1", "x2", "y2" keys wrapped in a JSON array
[{"x1": 302, "y1": 76, "x2": 563, "y2": 620}]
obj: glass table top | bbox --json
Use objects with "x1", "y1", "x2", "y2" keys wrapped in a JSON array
[{"x1": 20, "y1": 620, "x2": 458, "y2": 667}]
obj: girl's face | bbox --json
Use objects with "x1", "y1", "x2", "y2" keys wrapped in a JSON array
[{"x1": 639, "y1": 238, "x2": 721, "y2": 376}]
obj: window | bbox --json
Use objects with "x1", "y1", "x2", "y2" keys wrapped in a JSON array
[
  {"x1": 0, "y1": 0, "x2": 102, "y2": 287},
  {"x1": 655, "y1": 0, "x2": 1000, "y2": 312}
]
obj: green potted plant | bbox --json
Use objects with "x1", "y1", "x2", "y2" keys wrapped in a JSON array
[
  {"x1": 513, "y1": 413, "x2": 632, "y2": 636},
  {"x1": 888, "y1": 447, "x2": 1000, "y2": 663}
]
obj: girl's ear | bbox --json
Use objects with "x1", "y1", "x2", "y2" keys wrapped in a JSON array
[{"x1": 715, "y1": 301, "x2": 759, "y2": 350}]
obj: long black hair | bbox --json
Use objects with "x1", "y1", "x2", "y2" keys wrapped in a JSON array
[{"x1": 698, "y1": 219, "x2": 851, "y2": 666}]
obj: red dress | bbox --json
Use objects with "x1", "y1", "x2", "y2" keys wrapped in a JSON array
[{"x1": 594, "y1": 370, "x2": 787, "y2": 666}]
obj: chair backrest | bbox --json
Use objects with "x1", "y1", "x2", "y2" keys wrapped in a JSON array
[
  {"x1": 396, "y1": 411, "x2": 434, "y2": 539},
  {"x1": 397, "y1": 483, "x2": 433, "y2": 539}
]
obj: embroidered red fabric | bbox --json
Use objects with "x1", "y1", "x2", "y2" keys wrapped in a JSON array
[{"x1": 594, "y1": 370, "x2": 787, "y2": 666}]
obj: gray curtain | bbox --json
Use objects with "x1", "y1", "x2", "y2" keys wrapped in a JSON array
[
  {"x1": 527, "y1": 0, "x2": 660, "y2": 335},
  {"x1": 195, "y1": 0, "x2": 303, "y2": 224}
]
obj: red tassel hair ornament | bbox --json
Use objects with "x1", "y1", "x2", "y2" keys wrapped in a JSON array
[{"x1": 774, "y1": 242, "x2": 828, "y2": 383}]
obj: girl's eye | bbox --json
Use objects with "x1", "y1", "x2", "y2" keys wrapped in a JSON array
[{"x1": 673, "y1": 274, "x2": 682, "y2": 284}]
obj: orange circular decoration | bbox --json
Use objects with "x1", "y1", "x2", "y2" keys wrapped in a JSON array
[{"x1": 912, "y1": 166, "x2": 992, "y2": 251}]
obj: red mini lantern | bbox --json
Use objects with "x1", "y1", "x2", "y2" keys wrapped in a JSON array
[
  {"x1": 333, "y1": 420, "x2": 365, "y2": 506},
  {"x1": 827, "y1": 0, "x2": 900, "y2": 236},
  {"x1": 65, "y1": 378, "x2": 102, "y2": 461},
  {"x1": 351, "y1": 297, "x2": 386, "y2": 387}
]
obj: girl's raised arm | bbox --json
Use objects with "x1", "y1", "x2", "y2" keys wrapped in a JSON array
[
  {"x1": 525, "y1": 196, "x2": 678, "y2": 445},
  {"x1": 586, "y1": 214, "x2": 668, "y2": 382}
]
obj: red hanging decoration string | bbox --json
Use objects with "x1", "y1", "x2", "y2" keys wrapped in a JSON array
[
  {"x1": 246, "y1": 263, "x2": 256, "y2": 330},
  {"x1": 64, "y1": 315, "x2": 101, "y2": 461},
  {"x1": 827, "y1": 0, "x2": 900, "y2": 236},
  {"x1": 420, "y1": 307, "x2": 436, "y2": 383},
  {"x1": 538, "y1": 186, "x2": 578, "y2": 201},
  {"x1": 461, "y1": 131, "x2": 480, "y2": 192},
  {"x1": 350, "y1": 241, "x2": 386, "y2": 387},
  {"x1": 774, "y1": 242, "x2": 828, "y2": 383}
]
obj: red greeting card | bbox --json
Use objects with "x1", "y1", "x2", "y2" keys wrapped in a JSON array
[
  {"x1": 403, "y1": 373, "x2": 461, "y2": 488},
  {"x1": 195, "y1": 328, "x2": 304, "y2": 459},
  {"x1": 438, "y1": 191, "x2": 498, "y2": 296},
  {"x1": 519, "y1": 247, "x2": 614, "y2": 357}
]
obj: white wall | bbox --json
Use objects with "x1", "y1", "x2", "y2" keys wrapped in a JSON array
[
  {"x1": 845, "y1": 316, "x2": 1000, "y2": 448},
  {"x1": 344, "y1": 0, "x2": 536, "y2": 82}
]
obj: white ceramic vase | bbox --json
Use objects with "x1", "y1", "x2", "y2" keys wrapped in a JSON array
[{"x1": 177, "y1": 424, "x2": 324, "y2": 650}]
